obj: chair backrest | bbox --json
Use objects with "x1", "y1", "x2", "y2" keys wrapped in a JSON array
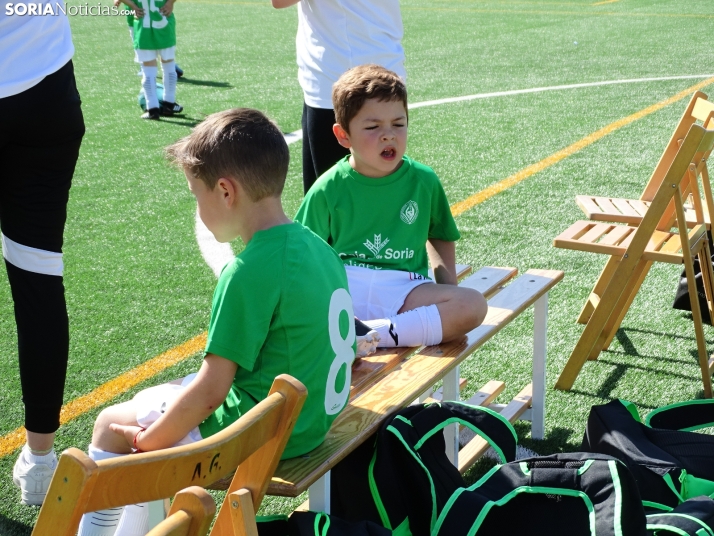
[
  {"x1": 32, "y1": 374, "x2": 307, "y2": 536},
  {"x1": 146, "y1": 486, "x2": 216, "y2": 536},
  {"x1": 642, "y1": 91, "x2": 714, "y2": 202}
]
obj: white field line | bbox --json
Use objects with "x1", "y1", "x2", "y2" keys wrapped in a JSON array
[{"x1": 197, "y1": 74, "x2": 714, "y2": 273}]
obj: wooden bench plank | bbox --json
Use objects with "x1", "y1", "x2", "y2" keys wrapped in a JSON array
[
  {"x1": 457, "y1": 383, "x2": 533, "y2": 473},
  {"x1": 268, "y1": 269, "x2": 563, "y2": 497}
]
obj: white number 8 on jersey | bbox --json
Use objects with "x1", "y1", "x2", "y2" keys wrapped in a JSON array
[{"x1": 324, "y1": 288, "x2": 356, "y2": 415}]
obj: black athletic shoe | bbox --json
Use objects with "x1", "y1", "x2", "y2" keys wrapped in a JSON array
[
  {"x1": 175, "y1": 64, "x2": 183, "y2": 78},
  {"x1": 355, "y1": 318, "x2": 380, "y2": 357},
  {"x1": 159, "y1": 100, "x2": 184, "y2": 116},
  {"x1": 141, "y1": 107, "x2": 160, "y2": 120}
]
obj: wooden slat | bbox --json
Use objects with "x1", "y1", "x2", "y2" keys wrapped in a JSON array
[
  {"x1": 576, "y1": 196, "x2": 603, "y2": 218},
  {"x1": 592, "y1": 197, "x2": 619, "y2": 216},
  {"x1": 268, "y1": 270, "x2": 563, "y2": 497},
  {"x1": 457, "y1": 384, "x2": 533, "y2": 473},
  {"x1": 458, "y1": 266, "x2": 518, "y2": 299},
  {"x1": 598, "y1": 225, "x2": 633, "y2": 246},
  {"x1": 692, "y1": 98, "x2": 714, "y2": 122},
  {"x1": 580, "y1": 222, "x2": 615, "y2": 244},
  {"x1": 554, "y1": 220, "x2": 593, "y2": 242},
  {"x1": 612, "y1": 198, "x2": 640, "y2": 217}
]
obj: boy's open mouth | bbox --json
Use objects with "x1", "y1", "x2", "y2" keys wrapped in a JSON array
[{"x1": 381, "y1": 148, "x2": 396, "y2": 159}]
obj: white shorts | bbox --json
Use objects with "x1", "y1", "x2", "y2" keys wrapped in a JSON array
[
  {"x1": 133, "y1": 373, "x2": 203, "y2": 447},
  {"x1": 346, "y1": 265, "x2": 434, "y2": 320},
  {"x1": 136, "y1": 46, "x2": 175, "y2": 63}
]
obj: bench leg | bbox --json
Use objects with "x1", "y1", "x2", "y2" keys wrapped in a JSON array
[
  {"x1": 443, "y1": 365, "x2": 460, "y2": 466},
  {"x1": 531, "y1": 292, "x2": 547, "y2": 440},
  {"x1": 308, "y1": 472, "x2": 331, "y2": 513}
]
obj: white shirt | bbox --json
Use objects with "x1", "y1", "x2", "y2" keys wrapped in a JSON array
[
  {"x1": 0, "y1": 1, "x2": 74, "y2": 98},
  {"x1": 296, "y1": 0, "x2": 405, "y2": 109}
]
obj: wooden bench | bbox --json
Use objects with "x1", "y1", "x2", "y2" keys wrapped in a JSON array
[{"x1": 267, "y1": 266, "x2": 564, "y2": 512}]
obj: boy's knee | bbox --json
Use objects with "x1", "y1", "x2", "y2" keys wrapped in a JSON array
[{"x1": 459, "y1": 287, "x2": 488, "y2": 330}]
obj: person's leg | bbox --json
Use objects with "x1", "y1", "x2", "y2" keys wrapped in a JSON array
[
  {"x1": 0, "y1": 60, "x2": 84, "y2": 505},
  {"x1": 362, "y1": 280, "x2": 487, "y2": 348},
  {"x1": 138, "y1": 52, "x2": 160, "y2": 119},
  {"x1": 302, "y1": 103, "x2": 350, "y2": 194},
  {"x1": 159, "y1": 47, "x2": 182, "y2": 116}
]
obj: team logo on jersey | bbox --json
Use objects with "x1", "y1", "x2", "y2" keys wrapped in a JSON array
[
  {"x1": 400, "y1": 200, "x2": 419, "y2": 224},
  {"x1": 364, "y1": 234, "x2": 390, "y2": 258}
]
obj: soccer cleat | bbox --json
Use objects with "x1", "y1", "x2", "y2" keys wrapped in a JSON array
[
  {"x1": 142, "y1": 107, "x2": 160, "y2": 120},
  {"x1": 159, "y1": 100, "x2": 184, "y2": 116},
  {"x1": 13, "y1": 446, "x2": 57, "y2": 506},
  {"x1": 355, "y1": 318, "x2": 380, "y2": 357},
  {"x1": 175, "y1": 64, "x2": 184, "y2": 78}
]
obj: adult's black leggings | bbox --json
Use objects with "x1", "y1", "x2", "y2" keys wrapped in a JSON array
[{"x1": 0, "y1": 60, "x2": 85, "y2": 434}]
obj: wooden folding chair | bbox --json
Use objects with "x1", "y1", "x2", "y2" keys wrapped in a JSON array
[
  {"x1": 576, "y1": 92, "x2": 714, "y2": 229},
  {"x1": 553, "y1": 124, "x2": 714, "y2": 397},
  {"x1": 32, "y1": 374, "x2": 307, "y2": 536},
  {"x1": 146, "y1": 487, "x2": 215, "y2": 536}
]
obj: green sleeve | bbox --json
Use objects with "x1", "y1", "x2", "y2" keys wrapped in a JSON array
[
  {"x1": 428, "y1": 177, "x2": 461, "y2": 242},
  {"x1": 295, "y1": 189, "x2": 332, "y2": 244}
]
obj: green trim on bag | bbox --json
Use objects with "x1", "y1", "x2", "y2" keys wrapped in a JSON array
[
  {"x1": 520, "y1": 462, "x2": 530, "y2": 475},
  {"x1": 618, "y1": 399, "x2": 642, "y2": 422},
  {"x1": 645, "y1": 399, "x2": 714, "y2": 429},
  {"x1": 682, "y1": 473, "x2": 714, "y2": 500},
  {"x1": 256, "y1": 514, "x2": 288, "y2": 522},
  {"x1": 578, "y1": 459, "x2": 595, "y2": 475},
  {"x1": 392, "y1": 517, "x2": 412, "y2": 536},
  {"x1": 387, "y1": 424, "x2": 439, "y2": 531},
  {"x1": 663, "y1": 473, "x2": 686, "y2": 503},
  {"x1": 647, "y1": 513, "x2": 714, "y2": 536},
  {"x1": 413, "y1": 417, "x2": 509, "y2": 463},
  {"x1": 368, "y1": 448, "x2": 392, "y2": 530},
  {"x1": 643, "y1": 501, "x2": 674, "y2": 512},
  {"x1": 432, "y1": 466, "x2": 501, "y2": 536},
  {"x1": 465, "y1": 487, "x2": 597, "y2": 536},
  {"x1": 608, "y1": 460, "x2": 624, "y2": 536},
  {"x1": 646, "y1": 525, "x2": 689, "y2": 536}
]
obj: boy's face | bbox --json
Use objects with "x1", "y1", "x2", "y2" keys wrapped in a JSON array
[
  {"x1": 335, "y1": 98, "x2": 407, "y2": 178},
  {"x1": 185, "y1": 170, "x2": 236, "y2": 243}
]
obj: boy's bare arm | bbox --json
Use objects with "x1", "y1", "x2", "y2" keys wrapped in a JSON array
[
  {"x1": 160, "y1": 0, "x2": 174, "y2": 17},
  {"x1": 111, "y1": 354, "x2": 237, "y2": 451},
  {"x1": 427, "y1": 239, "x2": 458, "y2": 285},
  {"x1": 271, "y1": 0, "x2": 300, "y2": 8}
]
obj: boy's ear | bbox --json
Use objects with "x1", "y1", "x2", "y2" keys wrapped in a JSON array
[
  {"x1": 215, "y1": 176, "x2": 238, "y2": 206},
  {"x1": 333, "y1": 123, "x2": 352, "y2": 149}
]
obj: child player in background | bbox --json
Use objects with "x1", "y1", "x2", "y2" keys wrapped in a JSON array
[
  {"x1": 119, "y1": 0, "x2": 183, "y2": 119},
  {"x1": 296, "y1": 64, "x2": 488, "y2": 354}
]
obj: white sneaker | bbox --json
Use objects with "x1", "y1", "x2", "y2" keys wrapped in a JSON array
[
  {"x1": 13, "y1": 446, "x2": 57, "y2": 506},
  {"x1": 355, "y1": 319, "x2": 380, "y2": 358}
]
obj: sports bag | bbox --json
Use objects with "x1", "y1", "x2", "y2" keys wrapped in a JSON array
[
  {"x1": 256, "y1": 512, "x2": 392, "y2": 536},
  {"x1": 645, "y1": 495, "x2": 714, "y2": 535},
  {"x1": 582, "y1": 399, "x2": 714, "y2": 511},
  {"x1": 432, "y1": 452, "x2": 648, "y2": 536},
  {"x1": 330, "y1": 401, "x2": 518, "y2": 536}
]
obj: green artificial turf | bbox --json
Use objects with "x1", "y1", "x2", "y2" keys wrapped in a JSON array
[{"x1": 2, "y1": 0, "x2": 714, "y2": 532}]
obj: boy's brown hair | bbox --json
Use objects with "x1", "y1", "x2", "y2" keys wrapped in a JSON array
[
  {"x1": 332, "y1": 64, "x2": 408, "y2": 133},
  {"x1": 166, "y1": 108, "x2": 289, "y2": 201}
]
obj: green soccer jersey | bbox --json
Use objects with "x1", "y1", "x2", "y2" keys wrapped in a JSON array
[
  {"x1": 295, "y1": 156, "x2": 460, "y2": 278},
  {"x1": 132, "y1": 0, "x2": 176, "y2": 50},
  {"x1": 198, "y1": 222, "x2": 355, "y2": 459}
]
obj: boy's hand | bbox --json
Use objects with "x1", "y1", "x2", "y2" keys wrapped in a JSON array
[
  {"x1": 123, "y1": 0, "x2": 144, "y2": 17},
  {"x1": 160, "y1": 0, "x2": 174, "y2": 16},
  {"x1": 109, "y1": 423, "x2": 146, "y2": 451}
]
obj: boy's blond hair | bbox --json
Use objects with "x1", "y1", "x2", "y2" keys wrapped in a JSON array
[
  {"x1": 166, "y1": 108, "x2": 289, "y2": 201},
  {"x1": 332, "y1": 64, "x2": 408, "y2": 133}
]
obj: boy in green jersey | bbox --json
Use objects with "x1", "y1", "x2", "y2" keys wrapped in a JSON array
[
  {"x1": 296, "y1": 64, "x2": 488, "y2": 354},
  {"x1": 120, "y1": 0, "x2": 182, "y2": 119},
  {"x1": 77, "y1": 109, "x2": 356, "y2": 536}
]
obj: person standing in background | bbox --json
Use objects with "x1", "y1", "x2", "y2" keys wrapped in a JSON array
[
  {"x1": 271, "y1": 0, "x2": 406, "y2": 194},
  {"x1": 0, "y1": 0, "x2": 85, "y2": 505}
]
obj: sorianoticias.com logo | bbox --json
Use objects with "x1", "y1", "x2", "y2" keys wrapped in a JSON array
[{"x1": 5, "y1": 2, "x2": 135, "y2": 15}]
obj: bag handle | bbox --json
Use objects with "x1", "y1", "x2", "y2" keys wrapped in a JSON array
[{"x1": 645, "y1": 400, "x2": 714, "y2": 431}]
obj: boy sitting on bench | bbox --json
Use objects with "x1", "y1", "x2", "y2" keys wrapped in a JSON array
[
  {"x1": 296, "y1": 65, "x2": 487, "y2": 355},
  {"x1": 77, "y1": 109, "x2": 357, "y2": 536}
]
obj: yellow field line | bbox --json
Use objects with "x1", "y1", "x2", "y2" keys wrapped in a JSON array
[
  {"x1": 592, "y1": 0, "x2": 619, "y2": 5},
  {"x1": 0, "y1": 333, "x2": 206, "y2": 458},
  {"x1": 2, "y1": 78, "x2": 713, "y2": 459},
  {"x1": 402, "y1": 7, "x2": 714, "y2": 19},
  {"x1": 450, "y1": 77, "x2": 714, "y2": 217}
]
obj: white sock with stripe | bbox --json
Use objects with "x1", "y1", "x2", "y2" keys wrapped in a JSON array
[
  {"x1": 76, "y1": 446, "x2": 126, "y2": 536},
  {"x1": 141, "y1": 65, "x2": 159, "y2": 110},
  {"x1": 364, "y1": 304, "x2": 443, "y2": 348},
  {"x1": 114, "y1": 503, "x2": 150, "y2": 536},
  {"x1": 161, "y1": 60, "x2": 177, "y2": 104}
]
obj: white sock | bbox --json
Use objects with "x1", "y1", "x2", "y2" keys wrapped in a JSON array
[
  {"x1": 141, "y1": 65, "x2": 159, "y2": 110},
  {"x1": 114, "y1": 503, "x2": 149, "y2": 536},
  {"x1": 364, "y1": 304, "x2": 443, "y2": 348},
  {"x1": 77, "y1": 446, "x2": 126, "y2": 536},
  {"x1": 161, "y1": 60, "x2": 177, "y2": 103},
  {"x1": 129, "y1": 28, "x2": 139, "y2": 63},
  {"x1": 25, "y1": 445, "x2": 56, "y2": 466}
]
